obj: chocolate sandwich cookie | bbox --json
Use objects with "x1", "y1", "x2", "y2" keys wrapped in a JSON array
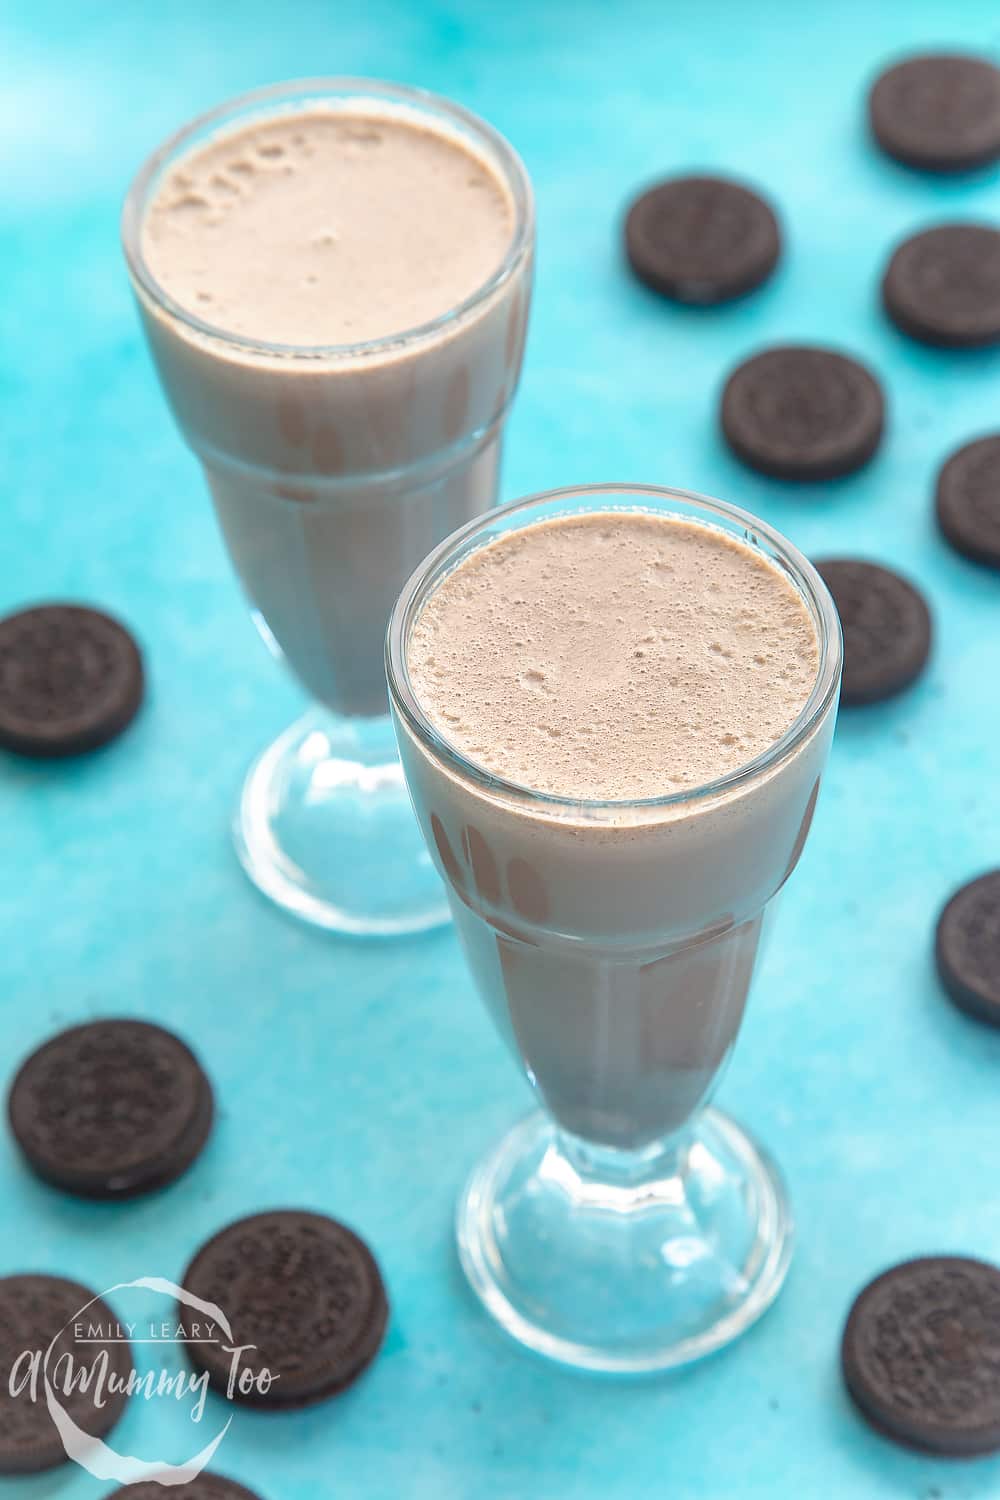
[
  {"x1": 935, "y1": 870, "x2": 1000, "y2": 1027},
  {"x1": 0, "y1": 603, "x2": 144, "y2": 757},
  {"x1": 106, "y1": 1479, "x2": 264, "y2": 1500},
  {"x1": 720, "y1": 346, "x2": 885, "y2": 480},
  {"x1": 842, "y1": 1256, "x2": 1000, "y2": 1456},
  {"x1": 882, "y1": 224, "x2": 1000, "y2": 348},
  {"x1": 869, "y1": 53, "x2": 1000, "y2": 172},
  {"x1": 935, "y1": 434, "x2": 1000, "y2": 567},
  {"x1": 814, "y1": 559, "x2": 931, "y2": 705},
  {"x1": 624, "y1": 175, "x2": 781, "y2": 304},
  {"x1": 180, "y1": 1210, "x2": 389, "y2": 1408},
  {"x1": 0, "y1": 1274, "x2": 132, "y2": 1473},
  {"x1": 8, "y1": 1019, "x2": 214, "y2": 1199}
]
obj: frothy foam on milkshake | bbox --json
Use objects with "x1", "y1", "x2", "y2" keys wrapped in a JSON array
[
  {"x1": 408, "y1": 512, "x2": 819, "y2": 800},
  {"x1": 142, "y1": 106, "x2": 516, "y2": 346}
]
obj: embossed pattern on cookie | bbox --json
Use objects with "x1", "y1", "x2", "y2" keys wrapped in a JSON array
[
  {"x1": 842, "y1": 1256, "x2": 1000, "y2": 1455},
  {"x1": 936, "y1": 871, "x2": 1000, "y2": 1027},
  {"x1": 179, "y1": 1211, "x2": 389, "y2": 1408},
  {"x1": 8, "y1": 1020, "x2": 214, "y2": 1199}
]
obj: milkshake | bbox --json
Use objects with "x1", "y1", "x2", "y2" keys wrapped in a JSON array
[
  {"x1": 131, "y1": 86, "x2": 530, "y2": 717},
  {"x1": 387, "y1": 483, "x2": 842, "y2": 1371},
  {"x1": 122, "y1": 79, "x2": 534, "y2": 934}
]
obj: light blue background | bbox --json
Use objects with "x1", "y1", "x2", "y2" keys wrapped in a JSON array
[{"x1": 3, "y1": 1, "x2": 1000, "y2": 1495}]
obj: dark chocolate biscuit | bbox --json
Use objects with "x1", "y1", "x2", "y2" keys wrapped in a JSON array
[
  {"x1": 105, "y1": 1478, "x2": 264, "y2": 1499},
  {"x1": 815, "y1": 559, "x2": 931, "y2": 705},
  {"x1": 180, "y1": 1210, "x2": 388, "y2": 1408},
  {"x1": 0, "y1": 1274, "x2": 132, "y2": 1473},
  {"x1": 8, "y1": 1019, "x2": 214, "y2": 1199},
  {"x1": 624, "y1": 175, "x2": 781, "y2": 304},
  {"x1": 936, "y1": 870, "x2": 1000, "y2": 1027},
  {"x1": 720, "y1": 345, "x2": 885, "y2": 480},
  {"x1": 882, "y1": 224, "x2": 1000, "y2": 347},
  {"x1": 935, "y1": 434, "x2": 1000, "y2": 567},
  {"x1": 0, "y1": 603, "x2": 143, "y2": 757},
  {"x1": 869, "y1": 53, "x2": 1000, "y2": 172},
  {"x1": 842, "y1": 1256, "x2": 1000, "y2": 1455}
]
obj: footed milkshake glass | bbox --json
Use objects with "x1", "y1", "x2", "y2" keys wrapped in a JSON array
[
  {"x1": 122, "y1": 79, "x2": 534, "y2": 936},
  {"x1": 387, "y1": 484, "x2": 842, "y2": 1371}
]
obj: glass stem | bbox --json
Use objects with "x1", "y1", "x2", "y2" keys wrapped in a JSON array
[{"x1": 556, "y1": 1122, "x2": 690, "y2": 1192}]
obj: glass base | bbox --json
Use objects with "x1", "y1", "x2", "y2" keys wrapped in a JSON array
[
  {"x1": 456, "y1": 1107, "x2": 793, "y2": 1374},
  {"x1": 233, "y1": 707, "x2": 451, "y2": 938}
]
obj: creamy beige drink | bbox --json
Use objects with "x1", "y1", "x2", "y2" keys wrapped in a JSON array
[
  {"x1": 396, "y1": 506, "x2": 832, "y2": 1148},
  {"x1": 409, "y1": 513, "x2": 818, "y2": 797},
  {"x1": 141, "y1": 109, "x2": 516, "y2": 345},
  {"x1": 126, "y1": 84, "x2": 532, "y2": 717}
]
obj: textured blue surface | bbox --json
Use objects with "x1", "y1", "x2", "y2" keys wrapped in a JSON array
[{"x1": 3, "y1": 1, "x2": 1000, "y2": 1495}]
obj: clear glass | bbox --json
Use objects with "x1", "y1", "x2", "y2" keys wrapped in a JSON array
[
  {"x1": 122, "y1": 78, "x2": 535, "y2": 936},
  {"x1": 387, "y1": 483, "x2": 842, "y2": 1371}
]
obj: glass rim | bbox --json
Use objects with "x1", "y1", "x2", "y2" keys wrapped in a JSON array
[
  {"x1": 121, "y1": 75, "x2": 535, "y2": 361},
  {"x1": 386, "y1": 482, "x2": 843, "y2": 814}
]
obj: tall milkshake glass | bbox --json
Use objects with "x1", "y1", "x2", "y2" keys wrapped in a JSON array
[
  {"x1": 122, "y1": 79, "x2": 534, "y2": 935},
  {"x1": 387, "y1": 484, "x2": 842, "y2": 1371}
]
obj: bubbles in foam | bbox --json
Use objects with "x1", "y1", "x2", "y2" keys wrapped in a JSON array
[
  {"x1": 142, "y1": 106, "x2": 515, "y2": 345},
  {"x1": 408, "y1": 512, "x2": 820, "y2": 801}
]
